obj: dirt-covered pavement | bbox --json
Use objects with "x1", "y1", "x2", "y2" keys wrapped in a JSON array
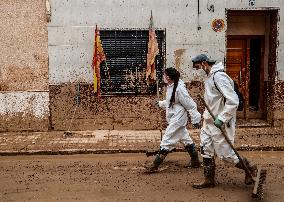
[
  {"x1": 0, "y1": 128, "x2": 283, "y2": 155},
  {"x1": 0, "y1": 151, "x2": 283, "y2": 202}
]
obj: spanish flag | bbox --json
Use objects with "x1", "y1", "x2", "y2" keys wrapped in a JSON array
[
  {"x1": 146, "y1": 11, "x2": 159, "y2": 85},
  {"x1": 92, "y1": 25, "x2": 106, "y2": 96}
]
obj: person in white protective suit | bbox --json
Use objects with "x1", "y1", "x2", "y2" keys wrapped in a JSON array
[
  {"x1": 146, "y1": 67, "x2": 202, "y2": 173},
  {"x1": 191, "y1": 54, "x2": 258, "y2": 189}
]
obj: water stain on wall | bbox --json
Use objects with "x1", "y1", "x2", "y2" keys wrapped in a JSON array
[
  {"x1": 49, "y1": 84, "x2": 165, "y2": 131},
  {"x1": 174, "y1": 49, "x2": 186, "y2": 70}
]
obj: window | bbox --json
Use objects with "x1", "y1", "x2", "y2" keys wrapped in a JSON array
[{"x1": 100, "y1": 29, "x2": 166, "y2": 95}]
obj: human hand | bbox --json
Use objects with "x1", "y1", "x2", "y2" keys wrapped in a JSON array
[
  {"x1": 192, "y1": 123, "x2": 201, "y2": 129},
  {"x1": 214, "y1": 118, "x2": 223, "y2": 129}
]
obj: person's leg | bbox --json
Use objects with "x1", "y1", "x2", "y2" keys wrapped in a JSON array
[
  {"x1": 160, "y1": 122, "x2": 184, "y2": 151},
  {"x1": 210, "y1": 124, "x2": 257, "y2": 185},
  {"x1": 179, "y1": 126, "x2": 200, "y2": 168},
  {"x1": 192, "y1": 157, "x2": 216, "y2": 189},
  {"x1": 146, "y1": 122, "x2": 180, "y2": 172},
  {"x1": 145, "y1": 149, "x2": 169, "y2": 173},
  {"x1": 192, "y1": 127, "x2": 216, "y2": 188}
]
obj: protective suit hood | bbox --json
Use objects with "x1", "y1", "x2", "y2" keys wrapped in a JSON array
[{"x1": 209, "y1": 62, "x2": 224, "y2": 75}]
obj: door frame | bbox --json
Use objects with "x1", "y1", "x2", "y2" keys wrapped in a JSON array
[{"x1": 226, "y1": 8, "x2": 279, "y2": 125}]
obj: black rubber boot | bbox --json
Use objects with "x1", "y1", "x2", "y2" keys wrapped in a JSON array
[
  {"x1": 192, "y1": 158, "x2": 216, "y2": 189},
  {"x1": 185, "y1": 143, "x2": 201, "y2": 168},
  {"x1": 145, "y1": 150, "x2": 168, "y2": 173},
  {"x1": 235, "y1": 157, "x2": 257, "y2": 185}
]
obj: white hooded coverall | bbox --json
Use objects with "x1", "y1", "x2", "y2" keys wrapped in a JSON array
[
  {"x1": 158, "y1": 79, "x2": 201, "y2": 151},
  {"x1": 201, "y1": 62, "x2": 240, "y2": 165}
]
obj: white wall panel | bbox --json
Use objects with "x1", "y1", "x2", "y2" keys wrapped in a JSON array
[
  {"x1": 48, "y1": 0, "x2": 283, "y2": 84},
  {"x1": 0, "y1": 92, "x2": 49, "y2": 119}
]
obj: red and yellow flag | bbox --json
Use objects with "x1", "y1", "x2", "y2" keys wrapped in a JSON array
[
  {"x1": 146, "y1": 11, "x2": 159, "y2": 85},
  {"x1": 92, "y1": 25, "x2": 106, "y2": 96}
]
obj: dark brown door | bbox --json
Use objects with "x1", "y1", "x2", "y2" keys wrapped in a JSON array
[{"x1": 226, "y1": 36, "x2": 264, "y2": 119}]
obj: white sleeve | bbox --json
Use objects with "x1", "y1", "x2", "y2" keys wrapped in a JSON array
[
  {"x1": 215, "y1": 73, "x2": 239, "y2": 123},
  {"x1": 177, "y1": 86, "x2": 201, "y2": 124}
]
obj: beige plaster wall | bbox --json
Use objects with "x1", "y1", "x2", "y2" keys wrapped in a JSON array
[{"x1": 0, "y1": 0, "x2": 49, "y2": 131}]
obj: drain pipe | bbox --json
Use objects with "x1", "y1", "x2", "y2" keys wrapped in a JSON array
[
  {"x1": 197, "y1": 0, "x2": 201, "y2": 30},
  {"x1": 46, "y1": 0, "x2": 51, "y2": 22}
]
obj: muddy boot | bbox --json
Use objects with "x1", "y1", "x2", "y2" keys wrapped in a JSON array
[
  {"x1": 185, "y1": 143, "x2": 201, "y2": 168},
  {"x1": 145, "y1": 150, "x2": 168, "y2": 173},
  {"x1": 192, "y1": 158, "x2": 215, "y2": 189},
  {"x1": 235, "y1": 157, "x2": 257, "y2": 185}
]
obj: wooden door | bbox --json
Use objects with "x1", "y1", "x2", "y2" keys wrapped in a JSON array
[
  {"x1": 226, "y1": 38, "x2": 246, "y2": 118},
  {"x1": 226, "y1": 37, "x2": 264, "y2": 119}
]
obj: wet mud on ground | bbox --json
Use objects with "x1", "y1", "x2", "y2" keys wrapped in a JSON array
[{"x1": 0, "y1": 151, "x2": 283, "y2": 202}]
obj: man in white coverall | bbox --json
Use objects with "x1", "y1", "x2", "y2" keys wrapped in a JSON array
[
  {"x1": 191, "y1": 54, "x2": 257, "y2": 188},
  {"x1": 146, "y1": 67, "x2": 201, "y2": 172}
]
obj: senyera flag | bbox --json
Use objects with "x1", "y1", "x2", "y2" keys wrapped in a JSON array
[
  {"x1": 146, "y1": 11, "x2": 159, "y2": 85},
  {"x1": 92, "y1": 25, "x2": 106, "y2": 97}
]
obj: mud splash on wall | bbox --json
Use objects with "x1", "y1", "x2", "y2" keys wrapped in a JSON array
[
  {"x1": 174, "y1": 49, "x2": 186, "y2": 71},
  {"x1": 0, "y1": 0, "x2": 48, "y2": 92},
  {"x1": 266, "y1": 10, "x2": 279, "y2": 125},
  {"x1": 48, "y1": 82, "x2": 205, "y2": 131},
  {"x1": 49, "y1": 84, "x2": 165, "y2": 131},
  {"x1": 0, "y1": 92, "x2": 49, "y2": 132},
  {"x1": 272, "y1": 81, "x2": 284, "y2": 126},
  {"x1": 46, "y1": 80, "x2": 284, "y2": 131},
  {"x1": 0, "y1": 0, "x2": 49, "y2": 132}
]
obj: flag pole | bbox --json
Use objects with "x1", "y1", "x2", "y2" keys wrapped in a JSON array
[
  {"x1": 92, "y1": 24, "x2": 106, "y2": 99},
  {"x1": 93, "y1": 25, "x2": 98, "y2": 94}
]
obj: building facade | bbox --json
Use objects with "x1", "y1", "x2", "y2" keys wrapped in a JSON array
[{"x1": 0, "y1": 0, "x2": 283, "y2": 131}]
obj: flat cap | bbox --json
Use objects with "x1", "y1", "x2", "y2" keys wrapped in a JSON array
[{"x1": 192, "y1": 54, "x2": 216, "y2": 63}]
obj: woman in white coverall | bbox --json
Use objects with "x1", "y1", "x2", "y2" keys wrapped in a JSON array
[
  {"x1": 146, "y1": 67, "x2": 202, "y2": 173},
  {"x1": 191, "y1": 54, "x2": 257, "y2": 189}
]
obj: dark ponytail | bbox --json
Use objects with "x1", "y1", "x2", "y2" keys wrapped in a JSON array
[{"x1": 165, "y1": 68, "x2": 180, "y2": 108}]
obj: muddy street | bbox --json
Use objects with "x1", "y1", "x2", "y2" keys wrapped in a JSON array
[{"x1": 0, "y1": 151, "x2": 283, "y2": 202}]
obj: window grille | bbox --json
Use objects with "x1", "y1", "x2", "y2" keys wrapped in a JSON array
[{"x1": 99, "y1": 29, "x2": 166, "y2": 95}]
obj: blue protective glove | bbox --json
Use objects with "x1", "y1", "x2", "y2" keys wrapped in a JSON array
[{"x1": 214, "y1": 118, "x2": 223, "y2": 129}]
